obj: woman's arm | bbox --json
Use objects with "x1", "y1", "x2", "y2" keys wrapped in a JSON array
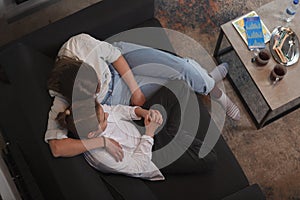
[
  {"x1": 49, "y1": 137, "x2": 124, "y2": 162},
  {"x1": 48, "y1": 137, "x2": 105, "y2": 157},
  {"x1": 112, "y1": 55, "x2": 146, "y2": 106}
]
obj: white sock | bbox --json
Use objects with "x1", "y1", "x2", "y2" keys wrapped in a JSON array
[
  {"x1": 209, "y1": 62, "x2": 229, "y2": 83},
  {"x1": 215, "y1": 91, "x2": 240, "y2": 121}
]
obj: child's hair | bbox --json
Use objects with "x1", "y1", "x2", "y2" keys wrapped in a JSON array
[
  {"x1": 48, "y1": 56, "x2": 98, "y2": 103},
  {"x1": 56, "y1": 98, "x2": 100, "y2": 139}
]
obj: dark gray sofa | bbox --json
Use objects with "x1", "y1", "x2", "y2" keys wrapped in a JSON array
[{"x1": 0, "y1": 0, "x2": 265, "y2": 199}]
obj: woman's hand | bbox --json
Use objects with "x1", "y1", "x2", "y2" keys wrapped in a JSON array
[
  {"x1": 104, "y1": 137, "x2": 124, "y2": 162},
  {"x1": 130, "y1": 89, "x2": 146, "y2": 106},
  {"x1": 112, "y1": 56, "x2": 146, "y2": 106},
  {"x1": 134, "y1": 107, "x2": 149, "y2": 119},
  {"x1": 144, "y1": 110, "x2": 163, "y2": 137}
]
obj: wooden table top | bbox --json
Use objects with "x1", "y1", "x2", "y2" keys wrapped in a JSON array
[{"x1": 222, "y1": 0, "x2": 300, "y2": 110}]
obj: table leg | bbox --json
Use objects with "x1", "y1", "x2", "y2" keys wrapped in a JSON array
[
  {"x1": 258, "y1": 108, "x2": 272, "y2": 128},
  {"x1": 213, "y1": 29, "x2": 233, "y2": 64}
]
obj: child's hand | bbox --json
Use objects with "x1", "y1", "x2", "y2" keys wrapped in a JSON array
[
  {"x1": 104, "y1": 137, "x2": 124, "y2": 162},
  {"x1": 144, "y1": 110, "x2": 163, "y2": 137}
]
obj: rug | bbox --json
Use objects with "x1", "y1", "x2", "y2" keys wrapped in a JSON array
[{"x1": 155, "y1": 0, "x2": 300, "y2": 199}]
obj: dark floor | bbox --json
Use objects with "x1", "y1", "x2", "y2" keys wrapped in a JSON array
[{"x1": 0, "y1": 0, "x2": 300, "y2": 199}]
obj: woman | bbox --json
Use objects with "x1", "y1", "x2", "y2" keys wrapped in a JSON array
[
  {"x1": 48, "y1": 33, "x2": 240, "y2": 120},
  {"x1": 51, "y1": 33, "x2": 145, "y2": 106}
]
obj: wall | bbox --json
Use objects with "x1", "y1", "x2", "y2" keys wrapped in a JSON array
[{"x1": 0, "y1": 0, "x2": 103, "y2": 47}]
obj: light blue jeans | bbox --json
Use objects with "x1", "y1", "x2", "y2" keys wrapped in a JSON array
[{"x1": 101, "y1": 42, "x2": 215, "y2": 105}]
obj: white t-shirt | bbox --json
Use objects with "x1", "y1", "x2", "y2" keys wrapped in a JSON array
[
  {"x1": 45, "y1": 33, "x2": 122, "y2": 142},
  {"x1": 84, "y1": 105, "x2": 164, "y2": 181},
  {"x1": 44, "y1": 101, "x2": 164, "y2": 181},
  {"x1": 57, "y1": 33, "x2": 121, "y2": 102}
]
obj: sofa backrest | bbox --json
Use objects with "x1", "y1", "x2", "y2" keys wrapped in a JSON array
[{"x1": 0, "y1": 0, "x2": 154, "y2": 58}]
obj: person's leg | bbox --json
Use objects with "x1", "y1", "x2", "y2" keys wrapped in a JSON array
[
  {"x1": 209, "y1": 62, "x2": 229, "y2": 83},
  {"x1": 114, "y1": 41, "x2": 227, "y2": 85},
  {"x1": 113, "y1": 42, "x2": 240, "y2": 120},
  {"x1": 210, "y1": 86, "x2": 241, "y2": 121},
  {"x1": 114, "y1": 41, "x2": 214, "y2": 95}
]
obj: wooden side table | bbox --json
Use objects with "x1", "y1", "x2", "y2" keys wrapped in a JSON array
[{"x1": 214, "y1": 0, "x2": 300, "y2": 128}]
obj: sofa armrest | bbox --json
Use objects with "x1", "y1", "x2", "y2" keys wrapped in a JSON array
[{"x1": 222, "y1": 184, "x2": 266, "y2": 200}]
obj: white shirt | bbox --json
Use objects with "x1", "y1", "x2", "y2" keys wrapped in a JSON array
[
  {"x1": 45, "y1": 33, "x2": 122, "y2": 141},
  {"x1": 84, "y1": 105, "x2": 164, "y2": 181},
  {"x1": 44, "y1": 101, "x2": 164, "y2": 181},
  {"x1": 57, "y1": 33, "x2": 121, "y2": 102}
]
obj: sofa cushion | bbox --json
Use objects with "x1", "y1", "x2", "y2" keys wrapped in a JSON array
[
  {"x1": 222, "y1": 184, "x2": 266, "y2": 200},
  {"x1": 145, "y1": 98, "x2": 249, "y2": 200}
]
